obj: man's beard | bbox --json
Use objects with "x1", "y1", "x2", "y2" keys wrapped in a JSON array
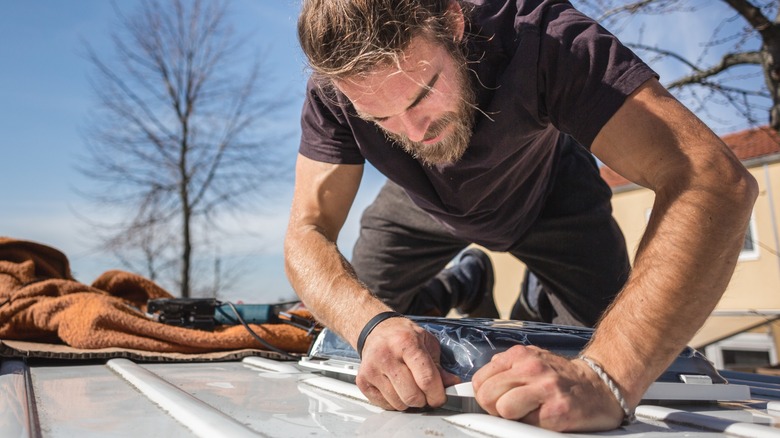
[{"x1": 383, "y1": 60, "x2": 476, "y2": 167}]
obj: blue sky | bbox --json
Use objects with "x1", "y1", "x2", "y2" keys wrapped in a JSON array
[
  {"x1": 0, "y1": 1, "x2": 387, "y2": 303},
  {"x1": 0, "y1": 1, "x2": 760, "y2": 304}
]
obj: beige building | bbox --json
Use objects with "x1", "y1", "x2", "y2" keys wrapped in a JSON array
[{"x1": 487, "y1": 127, "x2": 780, "y2": 371}]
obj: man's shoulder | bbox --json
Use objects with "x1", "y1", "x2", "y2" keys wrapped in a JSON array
[
  {"x1": 464, "y1": 0, "x2": 586, "y2": 40},
  {"x1": 464, "y1": 0, "x2": 575, "y2": 17}
]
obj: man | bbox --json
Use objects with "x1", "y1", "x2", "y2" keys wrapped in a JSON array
[{"x1": 284, "y1": 0, "x2": 757, "y2": 432}]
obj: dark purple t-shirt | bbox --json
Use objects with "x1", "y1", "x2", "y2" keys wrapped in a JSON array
[{"x1": 299, "y1": 0, "x2": 657, "y2": 251}]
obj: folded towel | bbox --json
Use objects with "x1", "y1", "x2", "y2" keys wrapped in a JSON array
[{"x1": 0, "y1": 237, "x2": 313, "y2": 354}]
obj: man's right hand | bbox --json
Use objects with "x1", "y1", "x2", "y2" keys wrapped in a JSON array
[{"x1": 355, "y1": 316, "x2": 460, "y2": 410}]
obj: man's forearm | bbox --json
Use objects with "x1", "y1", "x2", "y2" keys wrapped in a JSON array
[
  {"x1": 284, "y1": 226, "x2": 391, "y2": 346},
  {"x1": 583, "y1": 166, "x2": 758, "y2": 407}
]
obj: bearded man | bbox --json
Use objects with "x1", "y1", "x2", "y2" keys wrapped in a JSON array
[{"x1": 284, "y1": 0, "x2": 757, "y2": 431}]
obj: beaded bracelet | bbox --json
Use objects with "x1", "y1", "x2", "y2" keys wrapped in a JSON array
[
  {"x1": 578, "y1": 355, "x2": 636, "y2": 425},
  {"x1": 356, "y1": 311, "x2": 405, "y2": 358}
]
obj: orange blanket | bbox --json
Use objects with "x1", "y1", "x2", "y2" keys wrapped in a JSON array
[{"x1": 0, "y1": 237, "x2": 313, "y2": 354}]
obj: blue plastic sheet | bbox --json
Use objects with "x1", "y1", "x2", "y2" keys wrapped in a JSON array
[{"x1": 308, "y1": 317, "x2": 724, "y2": 383}]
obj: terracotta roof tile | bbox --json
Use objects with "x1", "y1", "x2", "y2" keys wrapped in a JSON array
[
  {"x1": 722, "y1": 126, "x2": 780, "y2": 161},
  {"x1": 600, "y1": 126, "x2": 780, "y2": 189}
]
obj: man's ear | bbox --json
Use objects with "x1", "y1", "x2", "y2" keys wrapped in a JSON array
[{"x1": 447, "y1": 0, "x2": 465, "y2": 42}]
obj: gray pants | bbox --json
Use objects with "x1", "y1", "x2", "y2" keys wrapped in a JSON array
[{"x1": 351, "y1": 138, "x2": 630, "y2": 327}]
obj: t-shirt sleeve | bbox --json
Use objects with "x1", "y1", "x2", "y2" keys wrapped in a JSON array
[
  {"x1": 299, "y1": 78, "x2": 366, "y2": 165},
  {"x1": 534, "y1": 3, "x2": 658, "y2": 147}
]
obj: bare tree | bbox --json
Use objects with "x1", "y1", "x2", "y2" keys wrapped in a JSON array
[
  {"x1": 79, "y1": 0, "x2": 290, "y2": 297},
  {"x1": 575, "y1": 0, "x2": 779, "y2": 133}
]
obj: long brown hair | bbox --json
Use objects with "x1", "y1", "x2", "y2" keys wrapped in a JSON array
[{"x1": 298, "y1": 0, "x2": 462, "y2": 82}]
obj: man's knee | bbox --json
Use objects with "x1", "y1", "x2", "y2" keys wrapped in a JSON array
[{"x1": 510, "y1": 270, "x2": 612, "y2": 327}]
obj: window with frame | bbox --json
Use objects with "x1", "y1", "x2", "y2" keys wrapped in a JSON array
[
  {"x1": 739, "y1": 216, "x2": 759, "y2": 261},
  {"x1": 704, "y1": 331, "x2": 777, "y2": 371}
]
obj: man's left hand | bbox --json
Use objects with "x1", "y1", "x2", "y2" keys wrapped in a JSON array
[{"x1": 471, "y1": 345, "x2": 625, "y2": 432}]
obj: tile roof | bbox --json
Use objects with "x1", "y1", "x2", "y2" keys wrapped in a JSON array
[
  {"x1": 723, "y1": 126, "x2": 780, "y2": 161},
  {"x1": 600, "y1": 126, "x2": 780, "y2": 189}
]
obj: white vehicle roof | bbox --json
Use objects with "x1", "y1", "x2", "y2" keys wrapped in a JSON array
[{"x1": 5, "y1": 318, "x2": 780, "y2": 438}]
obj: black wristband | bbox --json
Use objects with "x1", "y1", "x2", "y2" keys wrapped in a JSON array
[{"x1": 356, "y1": 311, "x2": 404, "y2": 358}]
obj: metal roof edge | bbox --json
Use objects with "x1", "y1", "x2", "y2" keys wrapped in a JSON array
[{"x1": 743, "y1": 152, "x2": 780, "y2": 169}]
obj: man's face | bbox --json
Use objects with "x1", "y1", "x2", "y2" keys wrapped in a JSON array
[{"x1": 335, "y1": 36, "x2": 475, "y2": 166}]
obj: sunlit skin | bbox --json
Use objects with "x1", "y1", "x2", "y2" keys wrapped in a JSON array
[{"x1": 335, "y1": 36, "x2": 475, "y2": 166}]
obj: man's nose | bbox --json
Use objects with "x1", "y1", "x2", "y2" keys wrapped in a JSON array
[{"x1": 397, "y1": 111, "x2": 431, "y2": 143}]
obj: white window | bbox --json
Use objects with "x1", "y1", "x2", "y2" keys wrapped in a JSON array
[
  {"x1": 739, "y1": 216, "x2": 759, "y2": 261},
  {"x1": 704, "y1": 331, "x2": 776, "y2": 371}
]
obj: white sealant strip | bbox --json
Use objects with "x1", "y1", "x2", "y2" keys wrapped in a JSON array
[
  {"x1": 444, "y1": 413, "x2": 568, "y2": 437},
  {"x1": 107, "y1": 358, "x2": 262, "y2": 438},
  {"x1": 299, "y1": 375, "x2": 389, "y2": 414},
  {"x1": 242, "y1": 356, "x2": 301, "y2": 374},
  {"x1": 299, "y1": 375, "x2": 372, "y2": 404},
  {"x1": 0, "y1": 365, "x2": 31, "y2": 438},
  {"x1": 636, "y1": 405, "x2": 780, "y2": 438}
]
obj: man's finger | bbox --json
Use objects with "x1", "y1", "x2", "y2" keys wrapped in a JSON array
[
  {"x1": 439, "y1": 365, "x2": 461, "y2": 387},
  {"x1": 385, "y1": 360, "x2": 428, "y2": 408},
  {"x1": 493, "y1": 385, "x2": 547, "y2": 420},
  {"x1": 472, "y1": 345, "x2": 536, "y2": 392},
  {"x1": 365, "y1": 372, "x2": 414, "y2": 411},
  {"x1": 474, "y1": 367, "x2": 535, "y2": 416},
  {"x1": 403, "y1": 345, "x2": 446, "y2": 407},
  {"x1": 357, "y1": 382, "x2": 394, "y2": 410}
]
